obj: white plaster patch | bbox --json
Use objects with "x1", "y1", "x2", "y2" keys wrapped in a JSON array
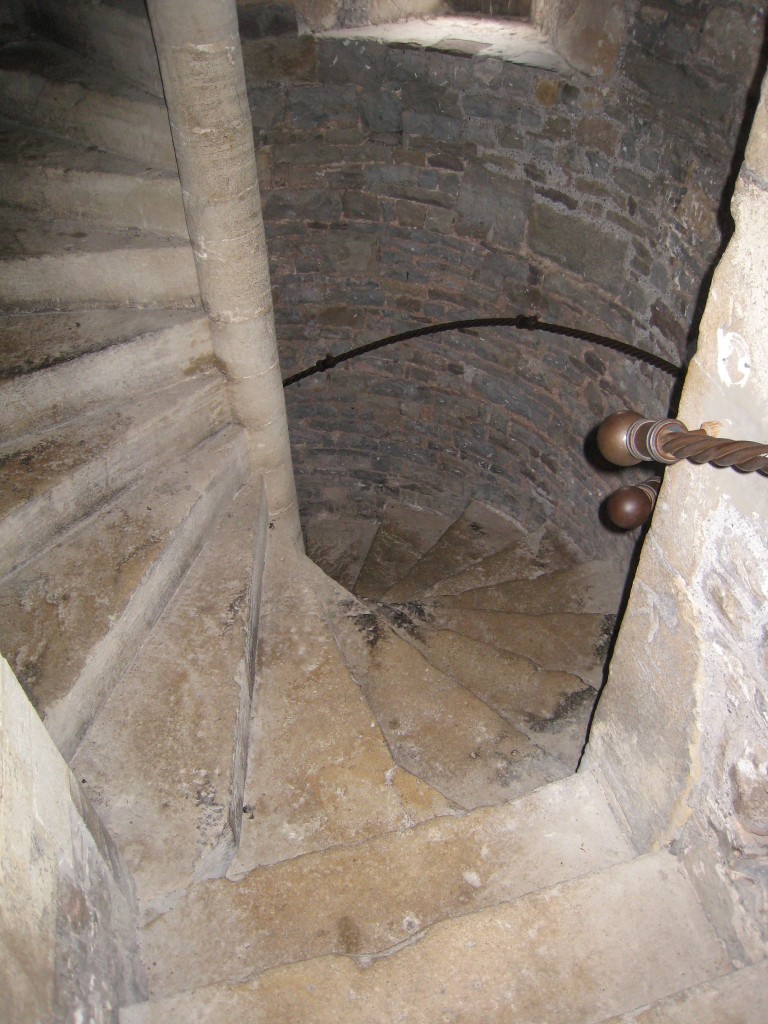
[
  {"x1": 716, "y1": 327, "x2": 751, "y2": 387},
  {"x1": 463, "y1": 870, "x2": 482, "y2": 888}
]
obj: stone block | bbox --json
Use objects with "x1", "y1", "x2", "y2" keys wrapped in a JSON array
[
  {"x1": 241, "y1": 37, "x2": 316, "y2": 84},
  {"x1": 456, "y1": 165, "x2": 533, "y2": 248},
  {"x1": 360, "y1": 89, "x2": 402, "y2": 133},
  {"x1": 528, "y1": 202, "x2": 628, "y2": 291}
]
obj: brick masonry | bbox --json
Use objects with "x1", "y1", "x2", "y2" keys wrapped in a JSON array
[{"x1": 241, "y1": 2, "x2": 765, "y2": 555}]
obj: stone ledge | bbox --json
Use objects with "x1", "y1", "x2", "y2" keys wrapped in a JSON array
[{"x1": 317, "y1": 16, "x2": 572, "y2": 73}]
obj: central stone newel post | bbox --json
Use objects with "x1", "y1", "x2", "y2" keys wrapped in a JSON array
[{"x1": 146, "y1": 0, "x2": 301, "y2": 544}]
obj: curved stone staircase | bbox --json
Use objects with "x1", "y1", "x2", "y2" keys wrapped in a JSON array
[{"x1": 1, "y1": 3, "x2": 764, "y2": 1021}]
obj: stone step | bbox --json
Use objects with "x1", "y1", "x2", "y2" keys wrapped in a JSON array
[
  {"x1": 122, "y1": 850, "x2": 733, "y2": 1024},
  {"x1": 303, "y1": 511, "x2": 379, "y2": 591},
  {"x1": 0, "y1": 212, "x2": 198, "y2": 311},
  {"x1": 0, "y1": 308, "x2": 206, "y2": 380},
  {"x1": 435, "y1": 559, "x2": 626, "y2": 615},
  {"x1": 420, "y1": 519, "x2": 585, "y2": 601},
  {"x1": 141, "y1": 771, "x2": 632, "y2": 1000},
  {"x1": 381, "y1": 616, "x2": 596, "y2": 768},
  {"x1": 0, "y1": 311, "x2": 213, "y2": 437},
  {"x1": 0, "y1": 425, "x2": 249, "y2": 760},
  {"x1": 353, "y1": 501, "x2": 452, "y2": 599},
  {"x1": 384, "y1": 499, "x2": 528, "y2": 603},
  {"x1": 228, "y1": 534, "x2": 454, "y2": 878},
  {"x1": 27, "y1": 0, "x2": 163, "y2": 97},
  {"x1": 0, "y1": 117, "x2": 187, "y2": 235},
  {"x1": 600, "y1": 959, "x2": 768, "y2": 1023},
  {"x1": 309, "y1": 563, "x2": 571, "y2": 809},
  {"x1": 0, "y1": 371, "x2": 228, "y2": 580},
  {"x1": 426, "y1": 604, "x2": 615, "y2": 688},
  {"x1": 72, "y1": 477, "x2": 269, "y2": 919},
  {"x1": 0, "y1": 37, "x2": 175, "y2": 169}
]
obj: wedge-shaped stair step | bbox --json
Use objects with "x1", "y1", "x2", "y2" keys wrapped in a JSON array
[
  {"x1": 229, "y1": 534, "x2": 453, "y2": 878},
  {"x1": 72, "y1": 477, "x2": 268, "y2": 917},
  {"x1": 0, "y1": 117, "x2": 187, "y2": 235},
  {"x1": 0, "y1": 308, "x2": 205, "y2": 380},
  {"x1": 436, "y1": 559, "x2": 626, "y2": 615},
  {"x1": 142, "y1": 771, "x2": 632, "y2": 999},
  {"x1": 304, "y1": 512, "x2": 379, "y2": 591},
  {"x1": 384, "y1": 500, "x2": 527, "y2": 603},
  {"x1": 123, "y1": 851, "x2": 732, "y2": 1024},
  {"x1": 27, "y1": 0, "x2": 164, "y2": 97},
  {"x1": 353, "y1": 502, "x2": 451, "y2": 599},
  {"x1": 420, "y1": 520, "x2": 585, "y2": 601},
  {"x1": 428, "y1": 604, "x2": 615, "y2": 688},
  {"x1": 0, "y1": 371, "x2": 228, "y2": 577},
  {"x1": 0, "y1": 311, "x2": 213, "y2": 437},
  {"x1": 383, "y1": 619, "x2": 596, "y2": 768},
  {"x1": 0, "y1": 212, "x2": 198, "y2": 311},
  {"x1": 0, "y1": 425, "x2": 249, "y2": 759},
  {"x1": 0, "y1": 38, "x2": 175, "y2": 169},
  {"x1": 602, "y1": 959, "x2": 768, "y2": 1022},
  {"x1": 309, "y1": 564, "x2": 571, "y2": 809}
]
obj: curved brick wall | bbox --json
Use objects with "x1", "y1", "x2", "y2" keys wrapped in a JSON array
[{"x1": 244, "y1": 3, "x2": 765, "y2": 555}]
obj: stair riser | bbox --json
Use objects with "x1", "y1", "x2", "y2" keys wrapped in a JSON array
[
  {"x1": 0, "y1": 375, "x2": 229, "y2": 578},
  {"x1": 0, "y1": 247, "x2": 199, "y2": 312},
  {"x1": 0, "y1": 69, "x2": 176, "y2": 170},
  {"x1": 0, "y1": 317, "x2": 213, "y2": 437},
  {"x1": 27, "y1": 0, "x2": 164, "y2": 97},
  {"x1": 47, "y1": 432, "x2": 251, "y2": 761},
  {"x1": 0, "y1": 164, "x2": 188, "y2": 236}
]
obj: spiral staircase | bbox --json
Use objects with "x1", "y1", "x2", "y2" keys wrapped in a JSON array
[{"x1": 1, "y1": 2, "x2": 765, "y2": 1021}]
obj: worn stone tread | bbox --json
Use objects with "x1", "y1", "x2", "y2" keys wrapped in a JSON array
[
  {"x1": 72, "y1": 478, "x2": 268, "y2": 917},
  {"x1": 122, "y1": 851, "x2": 732, "y2": 1024},
  {"x1": 0, "y1": 37, "x2": 175, "y2": 168},
  {"x1": 599, "y1": 959, "x2": 768, "y2": 1023},
  {"x1": 0, "y1": 211, "x2": 198, "y2": 311},
  {"x1": 304, "y1": 512, "x2": 379, "y2": 591},
  {"x1": 0, "y1": 116, "x2": 186, "y2": 235},
  {"x1": 0, "y1": 425, "x2": 249, "y2": 757},
  {"x1": 382, "y1": 618, "x2": 596, "y2": 767},
  {"x1": 0, "y1": 308, "x2": 205, "y2": 380},
  {"x1": 229, "y1": 534, "x2": 454, "y2": 877},
  {"x1": 0, "y1": 312, "x2": 213, "y2": 437},
  {"x1": 435, "y1": 559, "x2": 626, "y2": 615},
  {"x1": 384, "y1": 500, "x2": 528, "y2": 603},
  {"x1": 427, "y1": 604, "x2": 614, "y2": 687},
  {"x1": 141, "y1": 772, "x2": 633, "y2": 999},
  {"x1": 354, "y1": 502, "x2": 452, "y2": 599},
  {"x1": 0, "y1": 371, "x2": 228, "y2": 577},
  {"x1": 310, "y1": 563, "x2": 572, "y2": 808}
]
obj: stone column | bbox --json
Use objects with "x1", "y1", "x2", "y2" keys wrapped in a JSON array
[{"x1": 146, "y1": 0, "x2": 301, "y2": 544}]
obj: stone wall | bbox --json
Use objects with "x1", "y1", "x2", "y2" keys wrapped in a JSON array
[
  {"x1": 1, "y1": 656, "x2": 145, "y2": 1023},
  {"x1": 242, "y1": 1, "x2": 765, "y2": 554},
  {"x1": 586, "y1": 68, "x2": 768, "y2": 964}
]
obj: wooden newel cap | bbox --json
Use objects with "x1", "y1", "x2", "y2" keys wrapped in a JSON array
[{"x1": 597, "y1": 410, "x2": 643, "y2": 466}]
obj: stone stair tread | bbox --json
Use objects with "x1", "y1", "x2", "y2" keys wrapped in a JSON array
[
  {"x1": 599, "y1": 959, "x2": 768, "y2": 1023},
  {"x1": 309, "y1": 562, "x2": 572, "y2": 809},
  {"x1": 0, "y1": 209, "x2": 191, "y2": 259},
  {"x1": 421, "y1": 520, "x2": 586, "y2": 601},
  {"x1": 0, "y1": 37, "x2": 175, "y2": 169},
  {"x1": 0, "y1": 311, "x2": 214, "y2": 437},
  {"x1": 435, "y1": 559, "x2": 626, "y2": 615},
  {"x1": 0, "y1": 116, "x2": 187, "y2": 235},
  {"x1": 381, "y1": 618, "x2": 596, "y2": 768},
  {"x1": 427, "y1": 604, "x2": 615, "y2": 688},
  {"x1": 229, "y1": 534, "x2": 455, "y2": 878},
  {"x1": 122, "y1": 850, "x2": 732, "y2": 1024},
  {"x1": 0, "y1": 424, "x2": 249, "y2": 757},
  {"x1": 0, "y1": 307, "x2": 205, "y2": 380},
  {"x1": 383, "y1": 499, "x2": 528, "y2": 602},
  {"x1": 353, "y1": 501, "x2": 452, "y2": 598},
  {"x1": 0, "y1": 371, "x2": 228, "y2": 577},
  {"x1": 72, "y1": 477, "x2": 268, "y2": 918},
  {"x1": 304, "y1": 512, "x2": 379, "y2": 591},
  {"x1": 141, "y1": 771, "x2": 633, "y2": 1000}
]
